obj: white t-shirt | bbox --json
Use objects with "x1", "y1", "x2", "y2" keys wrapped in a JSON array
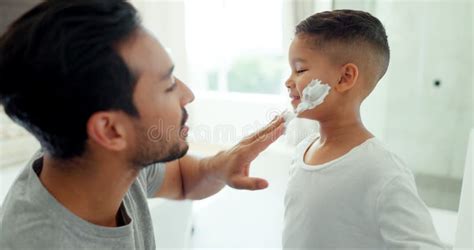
[{"x1": 283, "y1": 134, "x2": 446, "y2": 249}]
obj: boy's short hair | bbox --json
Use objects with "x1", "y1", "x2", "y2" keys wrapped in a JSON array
[{"x1": 296, "y1": 10, "x2": 390, "y2": 93}]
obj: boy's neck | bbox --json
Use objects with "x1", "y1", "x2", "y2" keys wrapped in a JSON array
[{"x1": 317, "y1": 111, "x2": 373, "y2": 146}]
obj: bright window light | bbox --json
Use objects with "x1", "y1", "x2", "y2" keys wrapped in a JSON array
[{"x1": 185, "y1": 0, "x2": 286, "y2": 95}]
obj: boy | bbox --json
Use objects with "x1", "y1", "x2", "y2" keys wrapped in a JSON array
[{"x1": 283, "y1": 10, "x2": 445, "y2": 249}]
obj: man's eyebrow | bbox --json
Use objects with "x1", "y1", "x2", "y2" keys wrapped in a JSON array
[{"x1": 160, "y1": 65, "x2": 174, "y2": 80}]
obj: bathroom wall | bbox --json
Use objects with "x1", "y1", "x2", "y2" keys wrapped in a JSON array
[
  {"x1": 376, "y1": 0, "x2": 473, "y2": 179},
  {"x1": 0, "y1": 0, "x2": 40, "y2": 33},
  {"x1": 377, "y1": 0, "x2": 472, "y2": 210}
]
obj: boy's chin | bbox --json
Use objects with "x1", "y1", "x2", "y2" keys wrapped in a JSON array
[{"x1": 297, "y1": 108, "x2": 325, "y2": 121}]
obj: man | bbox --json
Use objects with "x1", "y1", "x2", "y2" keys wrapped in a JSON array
[{"x1": 0, "y1": 1, "x2": 285, "y2": 249}]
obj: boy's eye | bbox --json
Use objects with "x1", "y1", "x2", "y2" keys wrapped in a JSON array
[{"x1": 296, "y1": 69, "x2": 307, "y2": 74}]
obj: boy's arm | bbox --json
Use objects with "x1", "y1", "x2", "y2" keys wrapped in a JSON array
[{"x1": 376, "y1": 174, "x2": 447, "y2": 249}]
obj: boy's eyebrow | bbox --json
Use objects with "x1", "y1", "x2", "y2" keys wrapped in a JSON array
[
  {"x1": 160, "y1": 65, "x2": 175, "y2": 80},
  {"x1": 292, "y1": 58, "x2": 307, "y2": 63}
]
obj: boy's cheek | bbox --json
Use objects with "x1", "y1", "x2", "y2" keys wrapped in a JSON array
[
  {"x1": 297, "y1": 73, "x2": 318, "y2": 89},
  {"x1": 296, "y1": 80, "x2": 310, "y2": 95},
  {"x1": 295, "y1": 77, "x2": 308, "y2": 91}
]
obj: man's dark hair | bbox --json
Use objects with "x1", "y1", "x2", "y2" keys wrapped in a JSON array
[
  {"x1": 296, "y1": 9, "x2": 390, "y2": 82},
  {"x1": 0, "y1": 0, "x2": 141, "y2": 159}
]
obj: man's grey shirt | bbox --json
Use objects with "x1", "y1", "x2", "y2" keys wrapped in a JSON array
[{"x1": 0, "y1": 151, "x2": 166, "y2": 250}]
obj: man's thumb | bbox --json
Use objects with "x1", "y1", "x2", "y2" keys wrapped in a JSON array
[{"x1": 228, "y1": 176, "x2": 269, "y2": 190}]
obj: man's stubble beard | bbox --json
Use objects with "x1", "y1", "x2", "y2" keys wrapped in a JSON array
[{"x1": 131, "y1": 121, "x2": 189, "y2": 169}]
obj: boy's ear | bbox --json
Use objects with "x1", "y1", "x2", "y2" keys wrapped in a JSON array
[
  {"x1": 87, "y1": 112, "x2": 128, "y2": 152},
  {"x1": 335, "y1": 63, "x2": 359, "y2": 93}
]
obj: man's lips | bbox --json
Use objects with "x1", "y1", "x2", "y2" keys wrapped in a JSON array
[
  {"x1": 181, "y1": 109, "x2": 188, "y2": 126},
  {"x1": 181, "y1": 125, "x2": 189, "y2": 136},
  {"x1": 180, "y1": 109, "x2": 189, "y2": 137}
]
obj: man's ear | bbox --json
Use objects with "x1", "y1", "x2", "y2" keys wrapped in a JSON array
[
  {"x1": 334, "y1": 63, "x2": 359, "y2": 93},
  {"x1": 87, "y1": 112, "x2": 128, "y2": 152}
]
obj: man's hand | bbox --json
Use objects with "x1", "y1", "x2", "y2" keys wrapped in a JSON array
[
  {"x1": 156, "y1": 115, "x2": 285, "y2": 200},
  {"x1": 205, "y1": 115, "x2": 286, "y2": 190}
]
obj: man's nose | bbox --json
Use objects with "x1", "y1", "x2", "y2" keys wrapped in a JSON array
[
  {"x1": 185, "y1": 87, "x2": 195, "y2": 104},
  {"x1": 177, "y1": 78, "x2": 195, "y2": 105}
]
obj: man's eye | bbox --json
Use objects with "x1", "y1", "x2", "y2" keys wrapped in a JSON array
[
  {"x1": 165, "y1": 83, "x2": 177, "y2": 92},
  {"x1": 165, "y1": 77, "x2": 177, "y2": 92},
  {"x1": 296, "y1": 69, "x2": 307, "y2": 74}
]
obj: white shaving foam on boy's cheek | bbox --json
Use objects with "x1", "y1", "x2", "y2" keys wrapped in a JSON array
[
  {"x1": 280, "y1": 79, "x2": 331, "y2": 128},
  {"x1": 295, "y1": 79, "x2": 331, "y2": 113}
]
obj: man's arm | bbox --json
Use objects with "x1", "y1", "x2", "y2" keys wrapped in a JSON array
[
  {"x1": 155, "y1": 116, "x2": 285, "y2": 200},
  {"x1": 155, "y1": 154, "x2": 225, "y2": 200}
]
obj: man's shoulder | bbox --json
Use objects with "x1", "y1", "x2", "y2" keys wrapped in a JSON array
[
  {"x1": 0, "y1": 155, "x2": 68, "y2": 249},
  {"x1": 1, "y1": 200, "x2": 64, "y2": 249}
]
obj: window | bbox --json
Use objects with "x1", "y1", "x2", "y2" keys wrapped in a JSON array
[{"x1": 184, "y1": 0, "x2": 287, "y2": 95}]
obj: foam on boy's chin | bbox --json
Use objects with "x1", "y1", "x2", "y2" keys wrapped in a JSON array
[
  {"x1": 281, "y1": 110, "x2": 296, "y2": 127},
  {"x1": 295, "y1": 79, "x2": 331, "y2": 113}
]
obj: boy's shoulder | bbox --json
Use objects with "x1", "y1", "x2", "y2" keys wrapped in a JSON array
[
  {"x1": 351, "y1": 138, "x2": 415, "y2": 184},
  {"x1": 292, "y1": 134, "x2": 413, "y2": 180},
  {"x1": 362, "y1": 138, "x2": 410, "y2": 171}
]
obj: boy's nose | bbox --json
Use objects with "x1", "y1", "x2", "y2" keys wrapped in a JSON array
[{"x1": 285, "y1": 78, "x2": 296, "y2": 90}]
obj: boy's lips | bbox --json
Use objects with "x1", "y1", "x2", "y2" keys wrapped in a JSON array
[{"x1": 289, "y1": 94, "x2": 301, "y2": 105}]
